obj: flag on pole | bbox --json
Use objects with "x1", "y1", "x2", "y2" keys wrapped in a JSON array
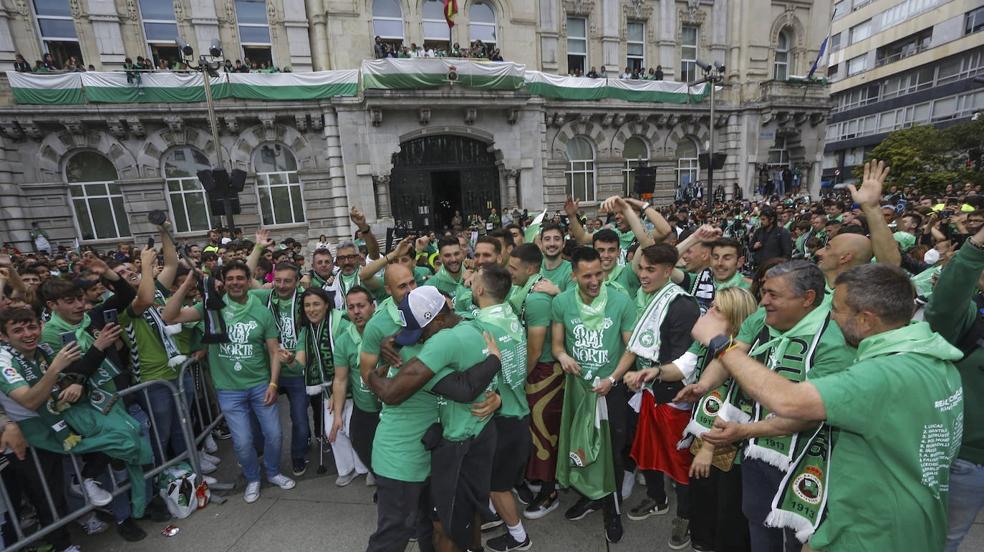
[
  {"x1": 806, "y1": 35, "x2": 829, "y2": 79},
  {"x1": 443, "y1": 0, "x2": 458, "y2": 28}
]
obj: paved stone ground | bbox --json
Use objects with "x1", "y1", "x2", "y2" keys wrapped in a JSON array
[{"x1": 67, "y1": 396, "x2": 984, "y2": 552}]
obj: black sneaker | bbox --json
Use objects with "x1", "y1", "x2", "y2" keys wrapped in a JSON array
[
  {"x1": 604, "y1": 511, "x2": 623, "y2": 543},
  {"x1": 212, "y1": 425, "x2": 232, "y2": 440},
  {"x1": 668, "y1": 517, "x2": 691, "y2": 549},
  {"x1": 514, "y1": 484, "x2": 534, "y2": 505},
  {"x1": 627, "y1": 497, "x2": 669, "y2": 520},
  {"x1": 292, "y1": 459, "x2": 309, "y2": 477},
  {"x1": 145, "y1": 496, "x2": 171, "y2": 522},
  {"x1": 524, "y1": 489, "x2": 559, "y2": 520},
  {"x1": 564, "y1": 496, "x2": 600, "y2": 521},
  {"x1": 481, "y1": 513, "x2": 504, "y2": 532},
  {"x1": 691, "y1": 542, "x2": 715, "y2": 551},
  {"x1": 116, "y1": 517, "x2": 146, "y2": 542},
  {"x1": 486, "y1": 531, "x2": 532, "y2": 552}
]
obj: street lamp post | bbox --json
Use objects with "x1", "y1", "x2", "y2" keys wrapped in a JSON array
[
  {"x1": 177, "y1": 39, "x2": 238, "y2": 230},
  {"x1": 691, "y1": 61, "x2": 726, "y2": 207}
]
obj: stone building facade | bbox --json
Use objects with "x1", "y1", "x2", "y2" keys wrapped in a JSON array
[{"x1": 0, "y1": 0, "x2": 832, "y2": 250}]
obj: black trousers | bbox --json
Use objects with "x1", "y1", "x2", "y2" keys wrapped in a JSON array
[
  {"x1": 603, "y1": 385, "x2": 629, "y2": 512},
  {"x1": 351, "y1": 405, "x2": 379, "y2": 473},
  {"x1": 2, "y1": 450, "x2": 72, "y2": 551},
  {"x1": 742, "y1": 458, "x2": 801, "y2": 552},
  {"x1": 690, "y1": 463, "x2": 749, "y2": 552},
  {"x1": 366, "y1": 475, "x2": 434, "y2": 552}
]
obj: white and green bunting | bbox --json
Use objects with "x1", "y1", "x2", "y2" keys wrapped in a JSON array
[
  {"x1": 8, "y1": 72, "x2": 83, "y2": 105},
  {"x1": 7, "y1": 62, "x2": 709, "y2": 105},
  {"x1": 361, "y1": 58, "x2": 526, "y2": 91},
  {"x1": 524, "y1": 71, "x2": 710, "y2": 103},
  {"x1": 7, "y1": 70, "x2": 360, "y2": 105}
]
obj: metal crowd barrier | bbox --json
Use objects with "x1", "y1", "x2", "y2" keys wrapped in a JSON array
[{"x1": 0, "y1": 358, "x2": 226, "y2": 552}]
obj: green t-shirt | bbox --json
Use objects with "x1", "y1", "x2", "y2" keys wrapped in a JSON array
[
  {"x1": 249, "y1": 288, "x2": 302, "y2": 377},
  {"x1": 541, "y1": 259, "x2": 573, "y2": 293},
  {"x1": 417, "y1": 321, "x2": 496, "y2": 441},
  {"x1": 119, "y1": 307, "x2": 177, "y2": 382},
  {"x1": 736, "y1": 307, "x2": 766, "y2": 344},
  {"x1": 425, "y1": 268, "x2": 463, "y2": 297},
  {"x1": 609, "y1": 265, "x2": 640, "y2": 298},
  {"x1": 810, "y1": 345, "x2": 963, "y2": 552},
  {"x1": 371, "y1": 342, "x2": 439, "y2": 482},
  {"x1": 525, "y1": 292, "x2": 555, "y2": 364},
  {"x1": 194, "y1": 295, "x2": 278, "y2": 391},
  {"x1": 550, "y1": 287, "x2": 636, "y2": 381},
  {"x1": 360, "y1": 298, "x2": 403, "y2": 362},
  {"x1": 473, "y1": 306, "x2": 529, "y2": 419},
  {"x1": 334, "y1": 322, "x2": 380, "y2": 413}
]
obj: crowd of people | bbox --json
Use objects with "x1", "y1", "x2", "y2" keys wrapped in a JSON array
[
  {"x1": 373, "y1": 37, "x2": 504, "y2": 61},
  {"x1": 14, "y1": 52, "x2": 287, "y2": 77},
  {"x1": 0, "y1": 159, "x2": 981, "y2": 552}
]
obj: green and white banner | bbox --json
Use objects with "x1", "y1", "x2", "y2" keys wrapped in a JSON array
[
  {"x1": 6, "y1": 70, "x2": 359, "y2": 104},
  {"x1": 6, "y1": 64, "x2": 707, "y2": 105},
  {"x1": 525, "y1": 71, "x2": 709, "y2": 103},
  {"x1": 8, "y1": 72, "x2": 83, "y2": 105},
  {"x1": 361, "y1": 58, "x2": 526, "y2": 91}
]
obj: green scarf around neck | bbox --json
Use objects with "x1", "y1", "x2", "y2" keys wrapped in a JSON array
[
  {"x1": 476, "y1": 303, "x2": 525, "y2": 343},
  {"x1": 45, "y1": 312, "x2": 120, "y2": 415},
  {"x1": 575, "y1": 284, "x2": 608, "y2": 331},
  {"x1": 1, "y1": 345, "x2": 82, "y2": 451},
  {"x1": 714, "y1": 271, "x2": 747, "y2": 290},
  {"x1": 506, "y1": 274, "x2": 542, "y2": 320},
  {"x1": 856, "y1": 321, "x2": 963, "y2": 363}
]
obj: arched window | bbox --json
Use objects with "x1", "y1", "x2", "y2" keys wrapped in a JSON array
[
  {"x1": 676, "y1": 138, "x2": 699, "y2": 192},
  {"x1": 163, "y1": 147, "x2": 212, "y2": 234},
  {"x1": 373, "y1": 0, "x2": 404, "y2": 40},
  {"x1": 774, "y1": 31, "x2": 790, "y2": 80},
  {"x1": 565, "y1": 136, "x2": 596, "y2": 202},
  {"x1": 254, "y1": 144, "x2": 305, "y2": 226},
  {"x1": 469, "y1": 2, "x2": 496, "y2": 46},
  {"x1": 622, "y1": 137, "x2": 649, "y2": 197},
  {"x1": 66, "y1": 151, "x2": 129, "y2": 240}
]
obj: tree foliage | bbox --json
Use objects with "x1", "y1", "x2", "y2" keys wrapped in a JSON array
[{"x1": 856, "y1": 118, "x2": 984, "y2": 193}]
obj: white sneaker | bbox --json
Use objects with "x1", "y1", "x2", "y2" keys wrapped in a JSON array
[
  {"x1": 267, "y1": 474, "x2": 296, "y2": 490},
  {"x1": 335, "y1": 471, "x2": 359, "y2": 487},
  {"x1": 203, "y1": 434, "x2": 219, "y2": 454},
  {"x1": 82, "y1": 478, "x2": 113, "y2": 507},
  {"x1": 366, "y1": 472, "x2": 377, "y2": 487},
  {"x1": 199, "y1": 451, "x2": 221, "y2": 465},
  {"x1": 200, "y1": 458, "x2": 218, "y2": 474},
  {"x1": 62, "y1": 546, "x2": 82, "y2": 552},
  {"x1": 202, "y1": 475, "x2": 218, "y2": 486},
  {"x1": 77, "y1": 512, "x2": 109, "y2": 535},
  {"x1": 244, "y1": 481, "x2": 261, "y2": 503}
]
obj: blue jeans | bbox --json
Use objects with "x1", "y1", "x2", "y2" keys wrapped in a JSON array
[
  {"x1": 279, "y1": 376, "x2": 312, "y2": 462},
  {"x1": 217, "y1": 383, "x2": 283, "y2": 483},
  {"x1": 142, "y1": 372, "x2": 195, "y2": 465},
  {"x1": 945, "y1": 458, "x2": 984, "y2": 552}
]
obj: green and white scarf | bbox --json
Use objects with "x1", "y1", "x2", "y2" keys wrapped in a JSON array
[
  {"x1": 1, "y1": 344, "x2": 82, "y2": 451},
  {"x1": 682, "y1": 344, "x2": 734, "y2": 440},
  {"x1": 742, "y1": 306, "x2": 831, "y2": 470},
  {"x1": 303, "y1": 309, "x2": 343, "y2": 395},
  {"x1": 267, "y1": 289, "x2": 299, "y2": 350},
  {"x1": 46, "y1": 313, "x2": 121, "y2": 415},
  {"x1": 627, "y1": 283, "x2": 687, "y2": 362},
  {"x1": 765, "y1": 424, "x2": 832, "y2": 543},
  {"x1": 575, "y1": 284, "x2": 608, "y2": 331},
  {"x1": 125, "y1": 304, "x2": 187, "y2": 383},
  {"x1": 506, "y1": 274, "x2": 541, "y2": 322}
]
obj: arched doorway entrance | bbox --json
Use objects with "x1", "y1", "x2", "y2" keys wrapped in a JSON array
[{"x1": 390, "y1": 135, "x2": 500, "y2": 232}]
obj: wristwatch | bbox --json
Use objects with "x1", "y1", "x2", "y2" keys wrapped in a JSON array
[
  {"x1": 707, "y1": 334, "x2": 733, "y2": 359},
  {"x1": 639, "y1": 203, "x2": 651, "y2": 214},
  {"x1": 608, "y1": 376, "x2": 619, "y2": 387}
]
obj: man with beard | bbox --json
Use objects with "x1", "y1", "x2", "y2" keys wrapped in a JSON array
[
  {"x1": 364, "y1": 285, "x2": 503, "y2": 552},
  {"x1": 332, "y1": 286, "x2": 379, "y2": 479},
  {"x1": 679, "y1": 261, "x2": 853, "y2": 552},
  {"x1": 750, "y1": 209, "x2": 792, "y2": 266},
  {"x1": 506, "y1": 244, "x2": 562, "y2": 519},
  {"x1": 693, "y1": 263, "x2": 963, "y2": 552},
  {"x1": 425, "y1": 236, "x2": 465, "y2": 295},
  {"x1": 247, "y1": 232, "x2": 310, "y2": 475},
  {"x1": 163, "y1": 261, "x2": 296, "y2": 503},
  {"x1": 539, "y1": 223, "x2": 573, "y2": 292},
  {"x1": 553, "y1": 247, "x2": 637, "y2": 544}
]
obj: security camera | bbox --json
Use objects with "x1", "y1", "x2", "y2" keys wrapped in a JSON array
[
  {"x1": 714, "y1": 61, "x2": 726, "y2": 73},
  {"x1": 209, "y1": 39, "x2": 223, "y2": 59},
  {"x1": 695, "y1": 60, "x2": 712, "y2": 72}
]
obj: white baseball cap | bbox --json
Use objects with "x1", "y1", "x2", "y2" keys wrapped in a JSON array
[{"x1": 395, "y1": 286, "x2": 447, "y2": 346}]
